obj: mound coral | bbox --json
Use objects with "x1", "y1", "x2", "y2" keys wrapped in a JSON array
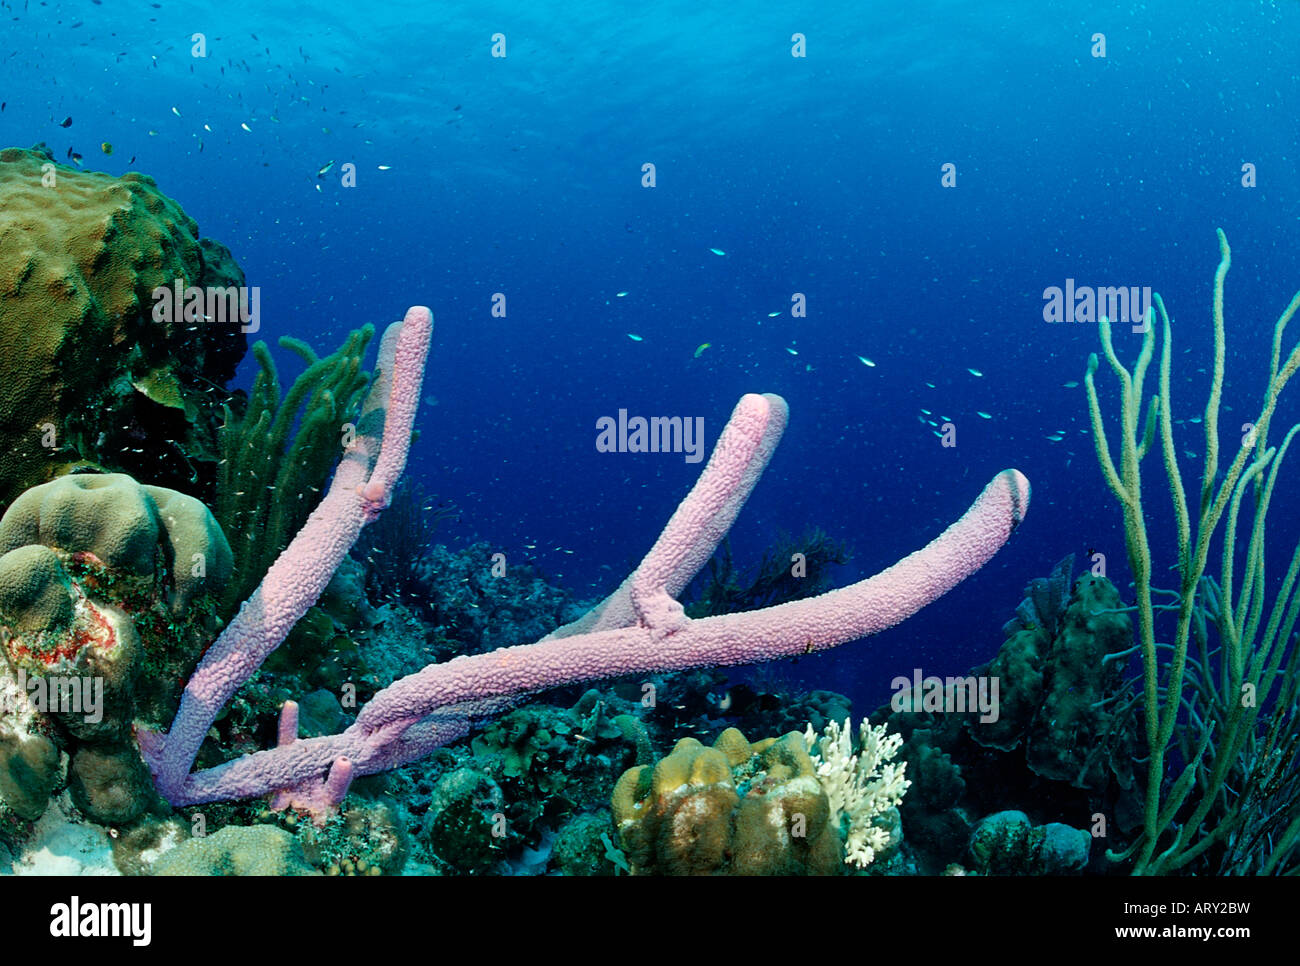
[
  {"x1": 613, "y1": 728, "x2": 837, "y2": 875},
  {"x1": 612, "y1": 721, "x2": 907, "y2": 875},
  {"x1": 0, "y1": 145, "x2": 247, "y2": 506}
]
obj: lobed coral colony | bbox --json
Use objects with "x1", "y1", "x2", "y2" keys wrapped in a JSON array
[{"x1": 1, "y1": 149, "x2": 1297, "y2": 876}]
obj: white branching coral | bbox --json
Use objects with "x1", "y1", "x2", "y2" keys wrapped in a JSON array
[{"x1": 803, "y1": 717, "x2": 911, "y2": 868}]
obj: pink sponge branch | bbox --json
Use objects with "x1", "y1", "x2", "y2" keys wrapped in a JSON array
[
  {"x1": 359, "y1": 310, "x2": 429, "y2": 516},
  {"x1": 547, "y1": 393, "x2": 789, "y2": 641},
  {"x1": 138, "y1": 306, "x2": 433, "y2": 801},
  {"x1": 139, "y1": 310, "x2": 1029, "y2": 812},
  {"x1": 352, "y1": 465, "x2": 1029, "y2": 730},
  {"x1": 156, "y1": 451, "x2": 1028, "y2": 805}
]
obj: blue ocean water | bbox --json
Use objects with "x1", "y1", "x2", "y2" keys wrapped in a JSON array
[{"x1": 4, "y1": 0, "x2": 1299, "y2": 717}]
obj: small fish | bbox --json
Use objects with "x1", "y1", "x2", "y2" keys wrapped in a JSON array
[
  {"x1": 317, "y1": 160, "x2": 335, "y2": 177},
  {"x1": 240, "y1": 122, "x2": 252, "y2": 132},
  {"x1": 70, "y1": 152, "x2": 83, "y2": 166},
  {"x1": 694, "y1": 342, "x2": 711, "y2": 358},
  {"x1": 785, "y1": 347, "x2": 798, "y2": 356},
  {"x1": 925, "y1": 381, "x2": 936, "y2": 389},
  {"x1": 1189, "y1": 416, "x2": 1203, "y2": 424},
  {"x1": 709, "y1": 248, "x2": 725, "y2": 256},
  {"x1": 968, "y1": 367, "x2": 984, "y2": 377},
  {"x1": 1062, "y1": 380, "x2": 1080, "y2": 388},
  {"x1": 921, "y1": 408, "x2": 932, "y2": 415},
  {"x1": 615, "y1": 291, "x2": 628, "y2": 297},
  {"x1": 204, "y1": 123, "x2": 212, "y2": 132},
  {"x1": 171, "y1": 106, "x2": 181, "y2": 116},
  {"x1": 148, "y1": 130, "x2": 158, "y2": 136},
  {"x1": 767, "y1": 311, "x2": 781, "y2": 317},
  {"x1": 627, "y1": 333, "x2": 643, "y2": 342},
  {"x1": 377, "y1": 164, "x2": 391, "y2": 170},
  {"x1": 977, "y1": 411, "x2": 992, "y2": 419},
  {"x1": 858, "y1": 355, "x2": 875, "y2": 367},
  {"x1": 59, "y1": 116, "x2": 72, "y2": 127},
  {"x1": 100, "y1": 142, "x2": 112, "y2": 155}
]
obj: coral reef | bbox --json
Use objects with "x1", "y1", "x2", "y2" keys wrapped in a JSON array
[
  {"x1": 396, "y1": 689, "x2": 651, "y2": 874},
  {"x1": 407, "y1": 541, "x2": 580, "y2": 658},
  {"x1": 145, "y1": 365, "x2": 1029, "y2": 810},
  {"x1": 295, "y1": 797, "x2": 408, "y2": 875},
  {"x1": 0, "y1": 145, "x2": 246, "y2": 507},
  {"x1": 968, "y1": 810, "x2": 1091, "y2": 875},
  {"x1": 551, "y1": 810, "x2": 621, "y2": 875},
  {"x1": 420, "y1": 766, "x2": 509, "y2": 874},
  {"x1": 870, "y1": 557, "x2": 1141, "y2": 874},
  {"x1": 0, "y1": 210, "x2": 1038, "y2": 874},
  {"x1": 969, "y1": 563, "x2": 1136, "y2": 790}
]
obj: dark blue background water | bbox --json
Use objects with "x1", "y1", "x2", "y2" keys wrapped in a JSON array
[{"x1": 5, "y1": 0, "x2": 1299, "y2": 714}]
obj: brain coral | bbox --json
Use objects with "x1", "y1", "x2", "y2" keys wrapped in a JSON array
[
  {"x1": 152, "y1": 824, "x2": 320, "y2": 876},
  {"x1": 0, "y1": 144, "x2": 247, "y2": 507},
  {"x1": 0, "y1": 473, "x2": 231, "y2": 723},
  {"x1": 0, "y1": 473, "x2": 230, "y2": 823}
]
